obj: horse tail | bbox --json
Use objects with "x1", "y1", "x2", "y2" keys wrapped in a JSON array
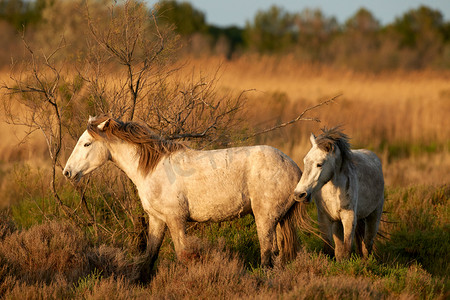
[{"x1": 277, "y1": 200, "x2": 316, "y2": 263}]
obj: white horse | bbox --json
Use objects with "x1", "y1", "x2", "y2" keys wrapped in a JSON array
[
  {"x1": 63, "y1": 115, "x2": 304, "y2": 271},
  {"x1": 294, "y1": 127, "x2": 384, "y2": 261}
]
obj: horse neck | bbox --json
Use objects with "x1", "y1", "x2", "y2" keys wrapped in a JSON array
[
  {"x1": 107, "y1": 140, "x2": 146, "y2": 185},
  {"x1": 330, "y1": 151, "x2": 352, "y2": 188}
]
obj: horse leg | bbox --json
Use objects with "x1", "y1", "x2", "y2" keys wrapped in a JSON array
[
  {"x1": 166, "y1": 217, "x2": 188, "y2": 262},
  {"x1": 146, "y1": 215, "x2": 167, "y2": 265},
  {"x1": 332, "y1": 221, "x2": 345, "y2": 260},
  {"x1": 362, "y1": 205, "x2": 383, "y2": 258},
  {"x1": 255, "y1": 217, "x2": 276, "y2": 267},
  {"x1": 355, "y1": 219, "x2": 366, "y2": 257},
  {"x1": 318, "y1": 210, "x2": 334, "y2": 257},
  {"x1": 140, "y1": 214, "x2": 166, "y2": 281},
  {"x1": 339, "y1": 209, "x2": 356, "y2": 260}
]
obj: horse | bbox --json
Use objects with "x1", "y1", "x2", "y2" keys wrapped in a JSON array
[
  {"x1": 293, "y1": 127, "x2": 384, "y2": 261},
  {"x1": 63, "y1": 115, "x2": 304, "y2": 272}
]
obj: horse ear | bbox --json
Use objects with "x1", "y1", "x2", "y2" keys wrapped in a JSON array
[
  {"x1": 97, "y1": 118, "x2": 110, "y2": 131},
  {"x1": 309, "y1": 133, "x2": 316, "y2": 146},
  {"x1": 324, "y1": 143, "x2": 334, "y2": 153}
]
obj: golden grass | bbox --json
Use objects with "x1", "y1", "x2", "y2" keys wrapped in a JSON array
[
  {"x1": 0, "y1": 120, "x2": 47, "y2": 164},
  {"x1": 176, "y1": 55, "x2": 450, "y2": 186},
  {"x1": 181, "y1": 55, "x2": 450, "y2": 101},
  {"x1": 179, "y1": 55, "x2": 450, "y2": 144},
  {"x1": 1, "y1": 55, "x2": 449, "y2": 186}
]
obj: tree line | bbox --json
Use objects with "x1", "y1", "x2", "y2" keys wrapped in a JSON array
[{"x1": 1, "y1": 0, "x2": 450, "y2": 70}]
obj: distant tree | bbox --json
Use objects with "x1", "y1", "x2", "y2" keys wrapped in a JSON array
[
  {"x1": 244, "y1": 5, "x2": 295, "y2": 53},
  {"x1": 345, "y1": 7, "x2": 379, "y2": 33},
  {"x1": 442, "y1": 22, "x2": 450, "y2": 43},
  {"x1": 391, "y1": 5, "x2": 444, "y2": 48},
  {"x1": 0, "y1": 0, "x2": 46, "y2": 29},
  {"x1": 293, "y1": 8, "x2": 339, "y2": 61},
  {"x1": 388, "y1": 5, "x2": 446, "y2": 68},
  {"x1": 155, "y1": 0, "x2": 207, "y2": 35},
  {"x1": 208, "y1": 25, "x2": 244, "y2": 58},
  {"x1": 329, "y1": 8, "x2": 384, "y2": 70}
]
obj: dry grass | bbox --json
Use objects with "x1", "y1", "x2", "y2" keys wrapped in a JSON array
[
  {"x1": 0, "y1": 219, "x2": 446, "y2": 299},
  {"x1": 199, "y1": 55, "x2": 450, "y2": 144},
  {"x1": 0, "y1": 114, "x2": 47, "y2": 164},
  {"x1": 0, "y1": 217, "x2": 141, "y2": 297},
  {"x1": 188, "y1": 55, "x2": 450, "y2": 104},
  {"x1": 382, "y1": 152, "x2": 450, "y2": 186},
  {"x1": 0, "y1": 55, "x2": 449, "y2": 298},
  {"x1": 2, "y1": 55, "x2": 449, "y2": 160},
  {"x1": 0, "y1": 220, "x2": 90, "y2": 284},
  {"x1": 174, "y1": 55, "x2": 450, "y2": 187}
]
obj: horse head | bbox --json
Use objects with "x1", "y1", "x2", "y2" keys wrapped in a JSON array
[
  {"x1": 63, "y1": 116, "x2": 111, "y2": 182},
  {"x1": 294, "y1": 132, "x2": 341, "y2": 203}
]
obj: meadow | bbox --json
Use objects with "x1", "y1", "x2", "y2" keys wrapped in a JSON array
[{"x1": 0, "y1": 55, "x2": 449, "y2": 299}]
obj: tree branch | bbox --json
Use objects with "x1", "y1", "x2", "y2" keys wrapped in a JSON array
[{"x1": 244, "y1": 94, "x2": 341, "y2": 140}]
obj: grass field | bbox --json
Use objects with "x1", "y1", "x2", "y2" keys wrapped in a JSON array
[{"x1": 0, "y1": 56, "x2": 449, "y2": 298}]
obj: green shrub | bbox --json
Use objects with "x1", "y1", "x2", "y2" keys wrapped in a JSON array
[
  {"x1": 192, "y1": 215, "x2": 260, "y2": 267},
  {"x1": 379, "y1": 185, "x2": 450, "y2": 276},
  {"x1": 378, "y1": 226, "x2": 450, "y2": 277},
  {"x1": 72, "y1": 268, "x2": 103, "y2": 295}
]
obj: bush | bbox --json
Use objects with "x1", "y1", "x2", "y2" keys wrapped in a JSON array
[
  {"x1": 0, "y1": 219, "x2": 141, "y2": 294},
  {"x1": 379, "y1": 227, "x2": 450, "y2": 277},
  {"x1": 0, "y1": 210, "x2": 16, "y2": 239},
  {"x1": 87, "y1": 244, "x2": 140, "y2": 281},
  {"x1": 149, "y1": 237, "x2": 256, "y2": 299},
  {"x1": 0, "y1": 221, "x2": 90, "y2": 284}
]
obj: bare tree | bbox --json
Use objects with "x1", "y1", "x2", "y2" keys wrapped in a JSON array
[
  {"x1": 82, "y1": 0, "x2": 248, "y2": 145},
  {"x1": 1, "y1": 35, "x2": 85, "y2": 223},
  {"x1": 85, "y1": 0, "x2": 166, "y2": 121}
]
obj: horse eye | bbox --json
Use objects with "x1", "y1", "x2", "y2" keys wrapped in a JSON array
[
  {"x1": 317, "y1": 163, "x2": 323, "y2": 168},
  {"x1": 84, "y1": 142, "x2": 92, "y2": 147}
]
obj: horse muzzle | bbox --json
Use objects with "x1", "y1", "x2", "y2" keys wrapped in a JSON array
[
  {"x1": 63, "y1": 169, "x2": 71, "y2": 178},
  {"x1": 63, "y1": 168, "x2": 82, "y2": 182},
  {"x1": 294, "y1": 191, "x2": 312, "y2": 203}
]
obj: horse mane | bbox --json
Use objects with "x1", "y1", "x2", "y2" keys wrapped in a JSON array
[
  {"x1": 316, "y1": 127, "x2": 353, "y2": 167},
  {"x1": 87, "y1": 115, "x2": 185, "y2": 175}
]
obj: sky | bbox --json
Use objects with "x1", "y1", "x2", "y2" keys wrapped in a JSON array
[{"x1": 145, "y1": 0, "x2": 450, "y2": 28}]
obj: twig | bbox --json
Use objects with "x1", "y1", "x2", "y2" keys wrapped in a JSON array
[
  {"x1": 167, "y1": 124, "x2": 217, "y2": 140},
  {"x1": 243, "y1": 94, "x2": 341, "y2": 140}
]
